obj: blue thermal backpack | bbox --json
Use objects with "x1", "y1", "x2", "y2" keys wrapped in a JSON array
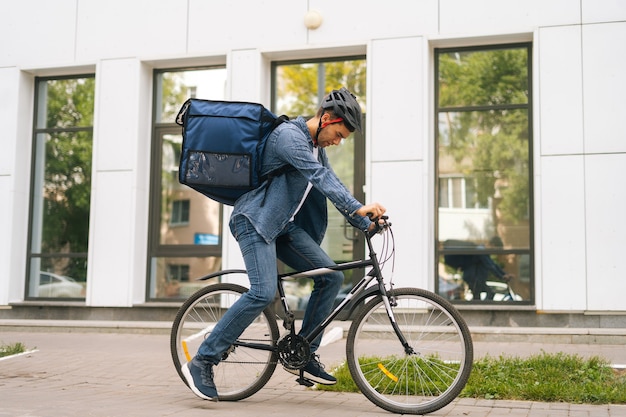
[{"x1": 176, "y1": 98, "x2": 289, "y2": 205}]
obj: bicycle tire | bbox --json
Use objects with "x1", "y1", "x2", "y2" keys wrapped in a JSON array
[
  {"x1": 170, "y1": 282, "x2": 280, "y2": 401},
  {"x1": 346, "y1": 287, "x2": 473, "y2": 415}
]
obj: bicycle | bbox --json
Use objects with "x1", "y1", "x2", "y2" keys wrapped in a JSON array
[{"x1": 170, "y1": 217, "x2": 473, "y2": 415}]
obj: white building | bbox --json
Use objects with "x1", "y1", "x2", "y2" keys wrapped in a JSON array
[{"x1": 1, "y1": 0, "x2": 625, "y2": 326}]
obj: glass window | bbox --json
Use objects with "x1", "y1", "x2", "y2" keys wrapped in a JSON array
[
  {"x1": 27, "y1": 76, "x2": 95, "y2": 299},
  {"x1": 435, "y1": 44, "x2": 533, "y2": 304},
  {"x1": 272, "y1": 57, "x2": 366, "y2": 314},
  {"x1": 149, "y1": 67, "x2": 227, "y2": 300}
]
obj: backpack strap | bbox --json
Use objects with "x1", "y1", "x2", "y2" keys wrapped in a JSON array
[
  {"x1": 259, "y1": 114, "x2": 292, "y2": 207},
  {"x1": 260, "y1": 164, "x2": 295, "y2": 207},
  {"x1": 273, "y1": 114, "x2": 289, "y2": 128}
]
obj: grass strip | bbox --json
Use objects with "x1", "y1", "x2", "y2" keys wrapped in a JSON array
[
  {"x1": 320, "y1": 352, "x2": 626, "y2": 404},
  {"x1": 464, "y1": 352, "x2": 626, "y2": 404}
]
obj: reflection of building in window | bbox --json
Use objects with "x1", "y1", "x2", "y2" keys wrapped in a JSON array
[
  {"x1": 439, "y1": 176, "x2": 489, "y2": 209},
  {"x1": 168, "y1": 264, "x2": 190, "y2": 282},
  {"x1": 170, "y1": 200, "x2": 190, "y2": 225}
]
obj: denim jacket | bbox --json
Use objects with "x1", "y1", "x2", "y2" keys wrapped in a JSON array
[{"x1": 230, "y1": 117, "x2": 371, "y2": 244}]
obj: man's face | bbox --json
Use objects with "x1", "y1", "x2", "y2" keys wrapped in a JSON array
[{"x1": 317, "y1": 116, "x2": 353, "y2": 148}]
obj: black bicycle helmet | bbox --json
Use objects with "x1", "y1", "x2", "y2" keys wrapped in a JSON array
[{"x1": 320, "y1": 87, "x2": 363, "y2": 133}]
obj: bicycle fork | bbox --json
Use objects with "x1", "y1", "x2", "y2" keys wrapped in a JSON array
[{"x1": 378, "y1": 284, "x2": 416, "y2": 356}]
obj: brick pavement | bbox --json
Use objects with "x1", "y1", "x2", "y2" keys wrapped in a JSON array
[{"x1": 1, "y1": 326, "x2": 625, "y2": 417}]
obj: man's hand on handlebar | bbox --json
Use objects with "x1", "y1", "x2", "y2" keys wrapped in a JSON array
[
  {"x1": 357, "y1": 202, "x2": 386, "y2": 222},
  {"x1": 356, "y1": 202, "x2": 387, "y2": 233}
]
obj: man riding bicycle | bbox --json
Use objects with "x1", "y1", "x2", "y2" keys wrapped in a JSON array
[{"x1": 182, "y1": 87, "x2": 386, "y2": 401}]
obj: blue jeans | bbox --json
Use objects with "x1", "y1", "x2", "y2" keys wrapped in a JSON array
[{"x1": 196, "y1": 216, "x2": 343, "y2": 365}]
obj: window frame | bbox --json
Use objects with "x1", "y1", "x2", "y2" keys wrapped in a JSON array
[
  {"x1": 26, "y1": 73, "x2": 95, "y2": 301},
  {"x1": 434, "y1": 42, "x2": 535, "y2": 305},
  {"x1": 147, "y1": 66, "x2": 226, "y2": 301}
]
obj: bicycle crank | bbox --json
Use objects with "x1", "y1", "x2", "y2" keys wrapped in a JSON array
[{"x1": 276, "y1": 334, "x2": 310, "y2": 369}]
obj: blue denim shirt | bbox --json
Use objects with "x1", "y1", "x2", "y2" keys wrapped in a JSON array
[{"x1": 230, "y1": 117, "x2": 371, "y2": 244}]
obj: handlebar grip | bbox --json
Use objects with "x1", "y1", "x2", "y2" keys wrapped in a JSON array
[{"x1": 366, "y1": 212, "x2": 389, "y2": 222}]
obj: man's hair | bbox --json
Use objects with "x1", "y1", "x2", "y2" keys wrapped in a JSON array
[{"x1": 316, "y1": 107, "x2": 336, "y2": 118}]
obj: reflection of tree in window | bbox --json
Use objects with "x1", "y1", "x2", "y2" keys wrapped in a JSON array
[
  {"x1": 436, "y1": 44, "x2": 532, "y2": 302},
  {"x1": 274, "y1": 59, "x2": 365, "y2": 188},
  {"x1": 36, "y1": 77, "x2": 95, "y2": 282},
  {"x1": 438, "y1": 46, "x2": 530, "y2": 229}
]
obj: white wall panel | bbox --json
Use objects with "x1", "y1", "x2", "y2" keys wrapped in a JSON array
[
  {"x1": 229, "y1": 50, "x2": 262, "y2": 103},
  {"x1": 538, "y1": 26, "x2": 584, "y2": 156},
  {"x1": 309, "y1": 0, "x2": 438, "y2": 43},
  {"x1": 94, "y1": 59, "x2": 146, "y2": 171},
  {"x1": 0, "y1": 176, "x2": 12, "y2": 304},
  {"x1": 582, "y1": 22, "x2": 626, "y2": 154},
  {"x1": 585, "y1": 154, "x2": 626, "y2": 310},
  {"x1": 440, "y1": 0, "x2": 580, "y2": 35},
  {"x1": 539, "y1": 156, "x2": 587, "y2": 310},
  {"x1": 0, "y1": 68, "x2": 33, "y2": 304},
  {"x1": 0, "y1": 68, "x2": 19, "y2": 175},
  {"x1": 76, "y1": 0, "x2": 187, "y2": 61},
  {"x1": 0, "y1": 0, "x2": 77, "y2": 68},
  {"x1": 582, "y1": 0, "x2": 626, "y2": 23},
  {"x1": 89, "y1": 59, "x2": 152, "y2": 306},
  {"x1": 370, "y1": 37, "x2": 423, "y2": 162},
  {"x1": 188, "y1": 0, "x2": 305, "y2": 54},
  {"x1": 370, "y1": 161, "x2": 428, "y2": 290},
  {"x1": 87, "y1": 170, "x2": 134, "y2": 306}
]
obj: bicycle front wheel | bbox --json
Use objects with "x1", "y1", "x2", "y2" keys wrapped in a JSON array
[
  {"x1": 346, "y1": 287, "x2": 473, "y2": 415},
  {"x1": 170, "y1": 282, "x2": 280, "y2": 401}
]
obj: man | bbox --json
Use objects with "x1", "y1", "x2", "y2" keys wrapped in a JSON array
[{"x1": 182, "y1": 87, "x2": 386, "y2": 400}]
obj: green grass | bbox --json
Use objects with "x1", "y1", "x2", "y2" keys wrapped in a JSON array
[
  {"x1": 0, "y1": 342, "x2": 27, "y2": 358},
  {"x1": 464, "y1": 352, "x2": 626, "y2": 404},
  {"x1": 319, "y1": 352, "x2": 626, "y2": 404}
]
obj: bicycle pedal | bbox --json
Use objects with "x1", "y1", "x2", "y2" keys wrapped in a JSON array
[{"x1": 296, "y1": 377, "x2": 314, "y2": 387}]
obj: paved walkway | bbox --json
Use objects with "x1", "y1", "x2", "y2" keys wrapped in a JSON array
[{"x1": 1, "y1": 324, "x2": 625, "y2": 417}]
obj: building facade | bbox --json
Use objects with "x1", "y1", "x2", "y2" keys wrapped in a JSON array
[{"x1": 1, "y1": 0, "x2": 625, "y2": 324}]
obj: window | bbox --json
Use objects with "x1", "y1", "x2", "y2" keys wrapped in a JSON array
[
  {"x1": 439, "y1": 176, "x2": 489, "y2": 209},
  {"x1": 167, "y1": 264, "x2": 190, "y2": 282},
  {"x1": 170, "y1": 200, "x2": 190, "y2": 225},
  {"x1": 435, "y1": 44, "x2": 533, "y2": 304},
  {"x1": 148, "y1": 67, "x2": 227, "y2": 300},
  {"x1": 27, "y1": 75, "x2": 95, "y2": 299},
  {"x1": 271, "y1": 56, "x2": 366, "y2": 314}
]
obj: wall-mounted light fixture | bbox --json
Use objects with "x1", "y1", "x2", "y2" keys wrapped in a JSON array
[{"x1": 304, "y1": 10, "x2": 323, "y2": 30}]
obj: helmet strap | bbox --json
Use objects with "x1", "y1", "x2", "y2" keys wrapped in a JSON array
[
  {"x1": 320, "y1": 117, "x2": 344, "y2": 129},
  {"x1": 314, "y1": 117, "x2": 322, "y2": 145},
  {"x1": 315, "y1": 112, "x2": 344, "y2": 145}
]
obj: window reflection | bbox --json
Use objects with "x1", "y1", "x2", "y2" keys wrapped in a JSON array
[
  {"x1": 436, "y1": 44, "x2": 532, "y2": 303},
  {"x1": 28, "y1": 76, "x2": 95, "y2": 299},
  {"x1": 150, "y1": 67, "x2": 227, "y2": 300}
]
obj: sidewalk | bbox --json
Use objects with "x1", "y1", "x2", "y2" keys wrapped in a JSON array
[{"x1": 1, "y1": 323, "x2": 625, "y2": 417}]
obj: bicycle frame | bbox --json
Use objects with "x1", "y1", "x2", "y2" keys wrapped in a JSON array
[{"x1": 206, "y1": 220, "x2": 412, "y2": 356}]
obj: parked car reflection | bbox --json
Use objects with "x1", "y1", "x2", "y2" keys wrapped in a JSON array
[{"x1": 38, "y1": 272, "x2": 85, "y2": 298}]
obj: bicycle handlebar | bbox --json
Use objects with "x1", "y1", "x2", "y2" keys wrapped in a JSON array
[{"x1": 366, "y1": 215, "x2": 390, "y2": 239}]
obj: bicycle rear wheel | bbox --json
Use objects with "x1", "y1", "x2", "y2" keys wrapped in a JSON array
[
  {"x1": 346, "y1": 287, "x2": 473, "y2": 415},
  {"x1": 170, "y1": 282, "x2": 280, "y2": 401}
]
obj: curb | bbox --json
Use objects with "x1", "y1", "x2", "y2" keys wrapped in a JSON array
[{"x1": 1, "y1": 319, "x2": 625, "y2": 344}]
